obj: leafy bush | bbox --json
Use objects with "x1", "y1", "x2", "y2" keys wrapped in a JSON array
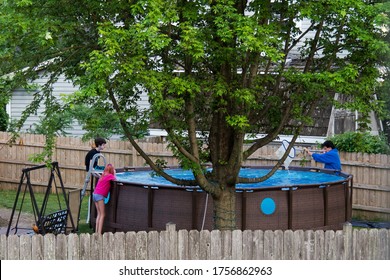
[
  {"x1": 0, "y1": 106, "x2": 8, "y2": 131},
  {"x1": 329, "y1": 132, "x2": 390, "y2": 154}
]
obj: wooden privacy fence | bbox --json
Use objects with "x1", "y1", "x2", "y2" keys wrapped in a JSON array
[
  {"x1": 0, "y1": 132, "x2": 389, "y2": 221},
  {"x1": 0, "y1": 224, "x2": 389, "y2": 260}
]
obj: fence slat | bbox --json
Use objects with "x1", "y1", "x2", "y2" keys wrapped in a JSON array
[
  {"x1": 19, "y1": 235, "x2": 32, "y2": 260},
  {"x1": 211, "y1": 230, "x2": 222, "y2": 260},
  {"x1": 188, "y1": 230, "x2": 200, "y2": 260},
  {"x1": 44, "y1": 234, "x2": 56, "y2": 260},
  {"x1": 136, "y1": 231, "x2": 148, "y2": 260},
  {"x1": 221, "y1": 230, "x2": 232, "y2": 260},
  {"x1": 167, "y1": 223, "x2": 178, "y2": 260},
  {"x1": 114, "y1": 232, "x2": 126, "y2": 260},
  {"x1": 178, "y1": 229, "x2": 189, "y2": 260},
  {"x1": 56, "y1": 234, "x2": 68, "y2": 260},
  {"x1": 232, "y1": 230, "x2": 243, "y2": 260},
  {"x1": 31, "y1": 235, "x2": 44, "y2": 260},
  {"x1": 264, "y1": 230, "x2": 274, "y2": 260},
  {"x1": 242, "y1": 230, "x2": 253, "y2": 260},
  {"x1": 343, "y1": 223, "x2": 353, "y2": 260},
  {"x1": 8, "y1": 235, "x2": 19, "y2": 260},
  {"x1": 283, "y1": 230, "x2": 294, "y2": 260},
  {"x1": 303, "y1": 230, "x2": 314, "y2": 260},
  {"x1": 147, "y1": 231, "x2": 160, "y2": 260},
  {"x1": 334, "y1": 230, "x2": 345, "y2": 260},
  {"x1": 324, "y1": 230, "x2": 335, "y2": 260},
  {"x1": 125, "y1": 231, "x2": 136, "y2": 260},
  {"x1": 314, "y1": 230, "x2": 325, "y2": 260},
  {"x1": 252, "y1": 230, "x2": 264, "y2": 260},
  {"x1": 67, "y1": 233, "x2": 79, "y2": 260},
  {"x1": 368, "y1": 229, "x2": 379, "y2": 260},
  {"x1": 273, "y1": 230, "x2": 283, "y2": 260},
  {"x1": 79, "y1": 233, "x2": 90, "y2": 260},
  {"x1": 355, "y1": 229, "x2": 369, "y2": 260},
  {"x1": 199, "y1": 230, "x2": 211, "y2": 260},
  {"x1": 102, "y1": 232, "x2": 115, "y2": 260},
  {"x1": 293, "y1": 230, "x2": 305, "y2": 260}
]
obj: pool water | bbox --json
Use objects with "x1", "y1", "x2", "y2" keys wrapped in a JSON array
[{"x1": 116, "y1": 168, "x2": 345, "y2": 189}]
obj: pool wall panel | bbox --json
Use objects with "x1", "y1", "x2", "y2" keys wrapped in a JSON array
[{"x1": 91, "y1": 167, "x2": 353, "y2": 233}]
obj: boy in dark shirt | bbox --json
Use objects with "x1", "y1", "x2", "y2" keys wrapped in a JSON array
[{"x1": 85, "y1": 137, "x2": 107, "y2": 171}]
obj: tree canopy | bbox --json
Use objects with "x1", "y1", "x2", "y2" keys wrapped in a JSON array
[{"x1": 1, "y1": 0, "x2": 389, "y2": 229}]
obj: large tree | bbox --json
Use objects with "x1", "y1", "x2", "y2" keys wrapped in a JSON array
[{"x1": 1, "y1": 0, "x2": 389, "y2": 229}]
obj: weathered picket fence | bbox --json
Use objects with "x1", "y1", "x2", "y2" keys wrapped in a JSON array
[{"x1": 1, "y1": 223, "x2": 389, "y2": 260}]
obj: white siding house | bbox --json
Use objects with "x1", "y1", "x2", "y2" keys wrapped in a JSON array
[
  {"x1": 7, "y1": 73, "x2": 85, "y2": 137},
  {"x1": 7, "y1": 72, "x2": 150, "y2": 138}
]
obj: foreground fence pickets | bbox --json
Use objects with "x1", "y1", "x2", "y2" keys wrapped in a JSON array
[
  {"x1": 0, "y1": 224, "x2": 389, "y2": 260},
  {"x1": 0, "y1": 132, "x2": 389, "y2": 221}
]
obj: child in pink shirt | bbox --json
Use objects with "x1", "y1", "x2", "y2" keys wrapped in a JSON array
[{"x1": 92, "y1": 164, "x2": 116, "y2": 234}]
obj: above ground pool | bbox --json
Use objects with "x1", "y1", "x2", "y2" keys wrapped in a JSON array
[
  {"x1": 90, "y1": 166, "x2": 353, "y2": 232},
  {"x1": 115, "y1": 167, "x2": 346, "y2": 189}
]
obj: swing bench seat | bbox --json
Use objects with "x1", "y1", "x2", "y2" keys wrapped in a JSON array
[{"x1": 38, "y1": 209, "x2": 68, "y2": 235}]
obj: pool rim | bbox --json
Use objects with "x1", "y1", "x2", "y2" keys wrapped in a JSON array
[{"x1": 114, "y1": 165, "x2": 352, "y2": 191}]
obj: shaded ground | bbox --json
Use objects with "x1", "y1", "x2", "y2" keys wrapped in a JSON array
[
  {"x1": 0, "y1": 208, "x2": 36, "y2": 235},
  {"x1": 351, "y1": 219, "x2": 390, "y2": 229}
]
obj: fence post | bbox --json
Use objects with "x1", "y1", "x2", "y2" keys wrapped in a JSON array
[
  {"x1": 343, "y1": 222, "x2": 353, "y2": 260},
  {"x1": 167, "y1": 223, "x2": 178, "y2": 260}
]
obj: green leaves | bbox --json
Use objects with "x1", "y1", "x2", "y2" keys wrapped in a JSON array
[
  {"x1": 1, "y1": 0, "x2": 388, "y2": 164},
  {"x1": 226, "y1": 115, "x2": 250, "y2": 130},
  {"x1": 330, "y1": 132, "x2": 390, "y2": 154}
]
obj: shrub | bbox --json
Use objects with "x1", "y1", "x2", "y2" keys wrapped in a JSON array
[
  {"x1": 0, "y1": 106, "x2": 8, "y2": 131},
  {"x1": 330, "y1": 132, "x2": 390, "y2": 154}
]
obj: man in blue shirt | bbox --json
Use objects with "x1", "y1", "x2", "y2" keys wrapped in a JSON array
[{"x1": 304, "y1": 140, "x2": 341, "y2": 170}]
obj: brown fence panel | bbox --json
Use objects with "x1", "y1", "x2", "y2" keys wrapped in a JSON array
[{"x1": 0, "y1": 132, "x2": 389, "y2": 220}]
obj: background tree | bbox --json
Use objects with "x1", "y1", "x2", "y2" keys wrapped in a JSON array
[
  {"x1": 0, "y1": 106, "x2": 8, "y2": 131},
  {"x1": 1, "y1": 0, "x2": 389, "y2": 230}
]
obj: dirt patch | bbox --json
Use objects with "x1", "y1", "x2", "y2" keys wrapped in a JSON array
[{"x1": 0, "y1": 208, "x2": 36, "y2": 235}]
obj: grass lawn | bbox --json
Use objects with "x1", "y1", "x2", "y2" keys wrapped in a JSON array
[{"x1": 0, "y1": 189, "x2": 94, "y2": 234}]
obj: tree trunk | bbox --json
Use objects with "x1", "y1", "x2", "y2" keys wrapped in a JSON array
[{"x1": 212, "y1": 183, "x2": 237, "y2": 230}]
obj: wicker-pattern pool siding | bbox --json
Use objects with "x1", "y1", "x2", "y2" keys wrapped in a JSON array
[{"x1": 90, "y1": 166, "x2": 353, "y2": 232}]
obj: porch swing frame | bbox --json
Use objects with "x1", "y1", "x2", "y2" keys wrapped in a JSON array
[{"x1": 6, "y1": 161, "x2": 76, "y2": 236}]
